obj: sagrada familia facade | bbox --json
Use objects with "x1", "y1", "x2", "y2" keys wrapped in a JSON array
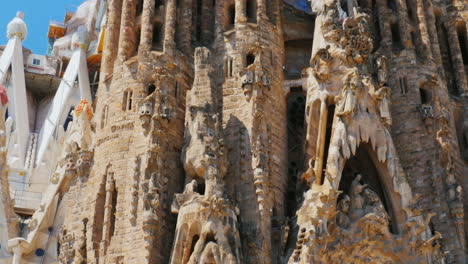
[{"x1": 0, "y1": 0, "x2": 467, "y2": 263}]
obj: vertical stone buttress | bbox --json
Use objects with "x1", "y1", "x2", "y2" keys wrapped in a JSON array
[
  {"x1": 59, "y1": 0, "x2": 191, "y2": 263},
  {"x1": 214, "y1": 0, "x2": 287, "y2": 263}
]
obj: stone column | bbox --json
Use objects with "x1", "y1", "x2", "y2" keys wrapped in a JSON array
[
  {"x1": 414, "y1": 0, "x2": 433, "y2": 61},
  {"x1": 117, "y1": 0, "x2": 137, "y2": 60},
  {"x1": 257, "y1": 0, "x2": 267, "y2": 21},
  {"x1": 100, "y1": 0, "x2": 122, "y2": 78},
  {"x1": 314, "y1": 100, "x2": 328, "y2": 183},
  {"x1": 164, "y1": 0, "x2": 177, "y2": 54},
  {"x1": 422, "y1": 1, "x2": 443, "y2": 67},
  {"x1": 139, "y1": 0, "x2": 155, "y2": 52},
  {"x1": 235, "y1": 0, "x2": 246, "y2": 24}
]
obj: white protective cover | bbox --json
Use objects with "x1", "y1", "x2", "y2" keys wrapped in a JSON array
[{"x1": 6, "y1": 12, "x2": 27, "y2": 41}]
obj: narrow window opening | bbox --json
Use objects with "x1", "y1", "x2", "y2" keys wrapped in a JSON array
[
  {"x1": 246, "y1": 53, "x2": 255, "y2": 67},
  {"x1": 152, "y1": 23, "x2": 163, "y2": 51},
  {"x1": 340, "y1": 0, "x2": 349, "y2": 15},
  {"x1": 195, "y1": 0, "x2": 203, "y2": 42},
  {"x1": 227, "y1": 4, "x2": 236, "y2": 30},
  {"x1": 461, "y1": 130, "x2": 468, "y2": 161},
  {"x1": 225, "y1": 57, "x2": 234, "y2": 78},
  {"x1": 373, "y1": 1, "x2": 381, "y2": 50},
  {"x1": 405, "y1": 0, "x2": 414, "y2": 21},
  {"x1": 147, "y1": 83, "x2": 156, "y2": 95},
  {"x1": 175, "y1": 81, "x2": 179, "y2": 99},
  {"x1": 246, "y1": 0, "x2": 257, "y2": 23},
  {"x1": 435, "y1": 13, "x2": 459, "y2": 96},
  {"x1": 456, "y1": 21, "x2": 468, "y2": 66},
  {"x1": 321, "y1": 105, "x2": 335, "y2": 184},
  {"x1": 123, "y1": 91, "x2": 133, "y2": 111},
  {"x1": 155, "y1": 0, "x2": 164, "y2": 10},
  {"x1": 128, "y1": 92, "x2": 133, "y2": 111},
  {"x1": 399, "y1": 77, "x2": 408, "y2": 94},
  {"x1": 101, "y1": 105, "x2": 108, "y2": 129},
  {"x1": 419, "y1": 88, "x2": 431, "y2": 104},
  {"x1": 136, "y1": 0, "x2": 144, "y2": 17},
  {"x1": 109, "y1": 187, "x2": 118, "y2": 239},
  {"x1": 391, "y1": 23, "x2": 403, "y2": 51},
  {"x1": 286, "y1": 88, "x2": 306, "y2": 217},
  {"x1": 387, "y1": 0, "x2": 397, "y2": 12}
]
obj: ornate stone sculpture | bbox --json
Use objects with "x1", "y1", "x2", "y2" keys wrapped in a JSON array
[{"x1": 336, "y1": 71, "x2": 358, "y2": 116}]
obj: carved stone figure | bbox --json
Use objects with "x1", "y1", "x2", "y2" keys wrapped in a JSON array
[
  {"x1": 336, "y1": 195, "x2": 351, "y2": 229},
  {"x1": 311, "y1": 47, "x2": 332, "y2": 82},
  {"x1": 336, "y1": 71, "x2": 358, "y2": 116},
  {"x1": 349, "y1": 174, "x2": 367, "y2": 221}
]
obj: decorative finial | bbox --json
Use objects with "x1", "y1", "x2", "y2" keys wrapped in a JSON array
[{"x1": 7, "y1": 11, "x2": 28, "y2": 41}]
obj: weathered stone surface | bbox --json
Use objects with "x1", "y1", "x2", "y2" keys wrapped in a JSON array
[{"x1": 2, "y1": 0, "x2": 468, "y2": 263}]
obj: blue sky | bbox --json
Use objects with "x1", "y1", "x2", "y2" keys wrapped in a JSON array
[{"x1": 0, "y1": 0, "x2": 84, "y2": 55}]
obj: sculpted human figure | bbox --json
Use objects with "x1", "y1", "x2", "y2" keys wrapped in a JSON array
[
  {"x1": 349, "y1": 174, "x2": 368, "y2": 221},
  {"x1": 336, "y1": 71, "x2": 358, "y2": 116},
  {"x1": 336, "y1": 195, "x2": 351, "y2": 229},
  {"x1": 366, "y1": 77, "x2": 392, "y2": 125}
]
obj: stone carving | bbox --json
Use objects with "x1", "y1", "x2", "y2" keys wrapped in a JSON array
[
  {"x1": 336, "y1": 71, "x2": 358, "y2": 116},
  {"x1": 367, "y1": 77, "x2": 392, "y2": 126},
  {"x1": 58, "y1": 228, "x2": 75, "y2": 263},
  {"x1": 240, "y1": 52, "x2": 271, "y2": 101},
  {"x1": 182, "y1": 104, "x2": 227, "y2": 196},
  {"x1": 73, "y1": 220, "x2": 87, "y2": 264},
  {"x1": 310, "y1": 47, "x2": 332, "y2": 82},
  {"x1": 340, "y1": 12, "x2": 373, "y2": 64},
  {"x1": 336, "y1": 194, "x2": 351, "y2": 229}
]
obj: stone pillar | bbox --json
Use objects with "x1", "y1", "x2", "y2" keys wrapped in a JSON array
[
  {"x1": 164, "y1": 0, "x2": 177, "y2": 54},
  {"x1": 139, "y1": 0, "x2": 155, "y2": 52},
  {"x1": 314, "y1": 100, "x2": 328, "y2": 182},
  {"x1": 257, "y1": 0, "x2": 267, "y2": 21},
  {"x1": 414, "y1": 0, "x2": 433, "y2": 61},
  {"x1": 101, "y1": 0, "x2": 122, "y2": 78},
  {"x1": 235, "y1": 0, "x2": 246, "y2": 24},
  {"x1": 117, "y1": 0, "x2": 137, "y2": 60},
  {"x1": 423, "y1": 1, "x2": 443, "y2": 67}
]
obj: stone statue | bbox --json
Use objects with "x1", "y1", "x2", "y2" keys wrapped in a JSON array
[
  {"x1": 336, "y1": 195, "x2": 351, "y2": 229},
  {"x1": 336, "y1": 71, "x2": 358, "y2": 116},
  {"x1": 349, "y1": 174, "x2": 367, "y2": 221}
]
